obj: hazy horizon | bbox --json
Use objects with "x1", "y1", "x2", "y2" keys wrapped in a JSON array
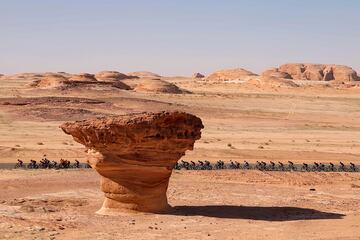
[{"x1": 1, "y1": 0, "x2": 359, "y2": 75}]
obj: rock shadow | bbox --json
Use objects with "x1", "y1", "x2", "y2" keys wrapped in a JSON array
[{"x1": 169, "y1": 205, "x2": 345, "y2": 221}]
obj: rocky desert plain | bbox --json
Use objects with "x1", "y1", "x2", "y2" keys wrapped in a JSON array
[{"x1": 1, "y1": 63, "x2": 360, "y2": 240}]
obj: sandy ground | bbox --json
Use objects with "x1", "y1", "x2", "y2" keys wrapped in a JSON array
[
  {"x1": 0, "y1": 169, "x2": 360, "y2": 240},
  {"x1": 1, "y1": 77, "x2": 360, "y2": 164},
  {"x1": 1, "y1": 75, "x2": 360, "y2": 239}
]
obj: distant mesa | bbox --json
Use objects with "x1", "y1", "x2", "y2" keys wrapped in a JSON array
[
  {"x1": 123, "y1": 78, "x2": 188, "y2": 94},
  {"x1": 265, "y1": 63, "x2": 359, "y2": 81},
  {"x1": 29, "y1": 73, "x2": 131, "y2": 90},
  {"x1": 69, "y1": 73, "x2": 97, "y2": 82},
  {"x1": 95, "y1": 71, "x2": 133, "y2": 81},
  {"x1": 192, "y1": 72, "x2": 205, "y2": 79},
  {"x1": 206, "y1": 68, "x2": 258, "y2": 81},
  {"x1": 127, "y1": 71, "x2": 161, "y2": 78}
]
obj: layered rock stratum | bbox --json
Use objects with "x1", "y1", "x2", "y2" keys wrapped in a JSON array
[
  {"x1": 60, "y1": 111, "x2": 204, "y2": 215},
  {"x1": 266, "y1": 64, "x2": 359, "y2": 81}
]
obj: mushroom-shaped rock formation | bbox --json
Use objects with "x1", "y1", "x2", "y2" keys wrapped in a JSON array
[{"x1": 60, "y1": 111, "x2": 203, "y2": 215}]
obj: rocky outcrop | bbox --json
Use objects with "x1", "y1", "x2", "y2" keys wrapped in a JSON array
[
  {"x1": 192, "y1": 72, "x2": 205, "y2": 79},
  {"x1": 206, "y1": 68, "x2": 258, "y2": 81},
  {"x1": 29, "y1": 74, "x2": 70, "y2": 89},
  {"x1": 243, "y1": 76, "x2": 299, "y2": 88},
  {"x1": 127, "y1": 71, "x2": 161, "y2": 78},
  {"x1": 95, "y1": 71, "x2": 131, "y2": 81},
  {"x1": 122, "y1": 79, "x2": 187, "y2": 94},
  {"x1": 271, "y1": 64, "x2": 359, "y2": 81},
  {"x1": 261, "y1": 68, "x2": 292, "y2": 79},
  {"x1": 69, "y1": 73, "x2": 97, "y2": 82},
  {"x1": 30, "y1": 74, "x2": 131, "y2": 90},
  {"x1": 60, "y1": 111, "x2": 203, "y2": 215}
]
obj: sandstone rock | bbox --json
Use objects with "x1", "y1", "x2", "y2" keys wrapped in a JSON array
[
  {"x1": 244, "y1": 76, "x2": 299, "y2": 88},
  {"x1": 192, "y1": 73, "x2": 205, "y2": 79},
  {"x1": 303, "y1": 64, "x2": 325, "y2": 80},
  {"x1": 127, "y1": 71, "x2": 161, "y2": 78},
  {"x1": 30, "y1": 74, "x2": 131, "y2": 90},
  {"x1": 330, "y1": 65, "x2": 359, "y2": 82},
  {"x1": 60, "y1": 111, "x2": 203, "y2": 215},
  {"x1": 2, "y1": 72, "x2": 72, "y2": 81},
  {"x1": 276, "y1": 63, "x2": 358, "y2": 81},
  {"x1": 29, "y1": 74, "x2": 69, "y2": 89},
  {"x1": 95, "y1": 71, "x2": 130, "y2": 81},
  {"x1": 206, "y1": 68, "x2": 257, "y2": 81},
  {"x1": 261, "y1": 68, "x2": 292, "y2": 79},
  {"x1": 278, "y1": 64, "x2": 306, "y2": 80},
  {"x1": 122, "y1": 79, "x2": 187, "y2": 94},
  {"x1": 69, "y1": 73, "x2": 97, "y2": 82}
]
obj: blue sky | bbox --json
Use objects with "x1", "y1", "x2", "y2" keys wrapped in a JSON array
[{"x1": 1, "y1": 0, "x2": 359, "y2": 75}]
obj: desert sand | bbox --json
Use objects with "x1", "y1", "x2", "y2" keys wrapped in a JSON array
[{"x1": 1, "y1": 66, "x2": 360, "y2": 239}]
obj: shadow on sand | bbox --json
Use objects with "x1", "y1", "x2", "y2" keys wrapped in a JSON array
[{"x1": 169, "y1": 205, "x2": 345, "y2": 221}]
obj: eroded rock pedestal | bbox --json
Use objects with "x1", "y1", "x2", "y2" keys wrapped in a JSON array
[{"x1": 60, "y1": 111, "x2": 203, "y2": 215}]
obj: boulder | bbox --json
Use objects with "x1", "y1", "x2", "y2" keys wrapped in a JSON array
[
  {"x1": 60, "y1": 111, "x2": 203, "y2": 215},
  {"x1": 206, "y1": 68, "x2": 257, "y2": 81},
  {"x1": 192, "y1": 72, "x2": 205, "y2": 79},
  {"x1": 95, "y1": 71, "x2": 130, "y2": 81}
]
